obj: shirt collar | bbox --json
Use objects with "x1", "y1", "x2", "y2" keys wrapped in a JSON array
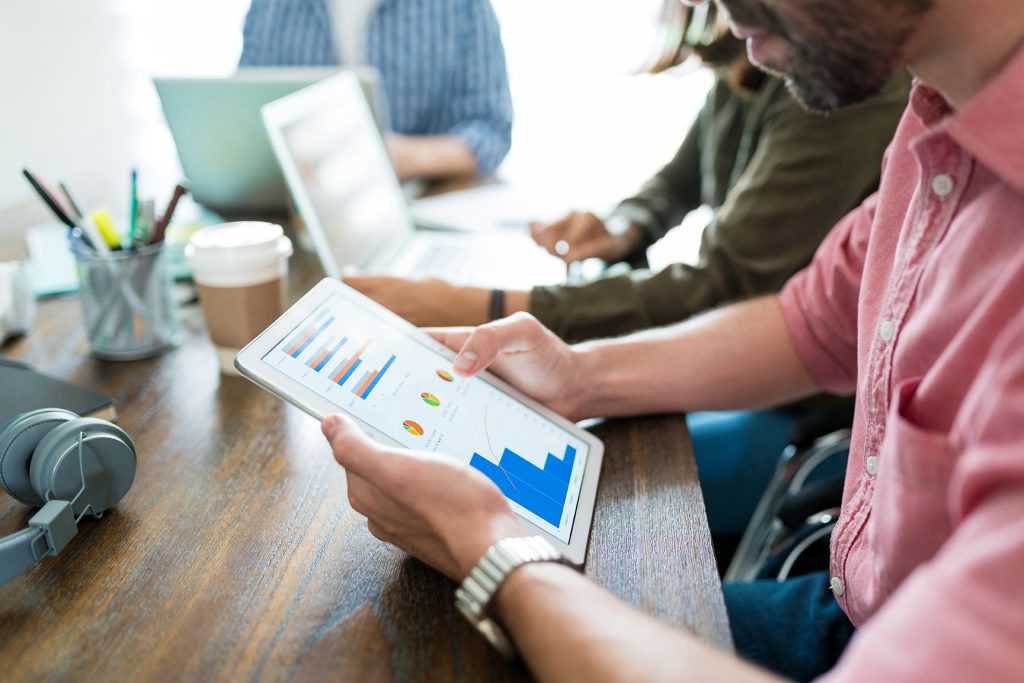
[{"x1": 911, "y1": 45, "x2": 1024, "y2": 192}]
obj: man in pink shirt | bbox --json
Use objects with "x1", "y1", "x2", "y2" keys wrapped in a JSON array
[{"x1": 317, "y1": 0, "x2": 1024, "y2": 679}]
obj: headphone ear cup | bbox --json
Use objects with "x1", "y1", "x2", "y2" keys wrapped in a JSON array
[
  {"x1": 0, "y1": 408, "x2": 79, "y2": 505},
  {"x1": 29, "y1": 417, "x2": 137, "y2": 516}
]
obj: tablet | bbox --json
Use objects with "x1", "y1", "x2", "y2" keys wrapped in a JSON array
[{"x1": 235, "y1": 278, "x2": 603, "y2": 564}]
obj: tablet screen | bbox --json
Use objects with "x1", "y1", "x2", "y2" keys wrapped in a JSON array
[{"x1": 260, "y1": 297, "x2": 589, "y2": 542}]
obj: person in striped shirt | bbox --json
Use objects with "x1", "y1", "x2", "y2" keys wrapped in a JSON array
[{"x1": 240, "y1": 0, "x2": 513, "y2": 180}]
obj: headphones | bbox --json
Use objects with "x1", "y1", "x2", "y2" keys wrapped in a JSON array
[{"x1": 0, "y1": 408, "x2": 136, "y2": 586}]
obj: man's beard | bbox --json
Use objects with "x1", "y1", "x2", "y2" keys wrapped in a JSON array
[{"x1": 716, "y1": 0, "x2": 931, "y2": 112}]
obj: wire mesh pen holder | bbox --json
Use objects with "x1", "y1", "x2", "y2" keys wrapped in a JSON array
[{"x1": 73, "y1": 242, "x2": 181, "y2": 360}]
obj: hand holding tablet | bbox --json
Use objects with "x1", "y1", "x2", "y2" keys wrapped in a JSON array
[{"x1": 235, "y1": 279, "x2": 604, "y2": 564}]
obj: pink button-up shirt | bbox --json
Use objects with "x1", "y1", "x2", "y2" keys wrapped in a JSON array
[{"x1": 779, "y1": 48, "x2": 1024, "y2": 681}]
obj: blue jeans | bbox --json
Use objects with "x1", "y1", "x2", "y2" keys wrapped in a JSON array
[
  {"x1": 688, "y1": 410, "x2": 798, "y2": 536},
  {"x1": 724, "y1": 572, "x2": 856, "y2": 681}
]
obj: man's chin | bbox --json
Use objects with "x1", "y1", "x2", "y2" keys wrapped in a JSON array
[{"x1": 783, "y1": 79, "x2": 839, "y2": 112}]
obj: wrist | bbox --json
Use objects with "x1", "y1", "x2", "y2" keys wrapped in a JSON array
[
  {"x1": 504, "y1": 290, "x2": 530, "y2": 317},
  {"x1": 455, "y1": 536, "x2": 569, "y2": 658},
  {"x1": 562, "y1": 343, "x2": 606, "y2": 420},
  {"x1": 453, "y1": 513, "x2": 527, "y2": 580},
  {"x1": 459, "y1": 286, "x2": 491, "y2": 326},
  {"x1": 492, "y1": 562, "x2": 576, "y2": 629}
]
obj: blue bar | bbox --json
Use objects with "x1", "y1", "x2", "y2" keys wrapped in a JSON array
[
  {"x1": 351, "y1": 370, "x2": 372, "y2": 395},
  {"x1": 335, "y1": 358, "x2": 362, "y2": 386},
  {"x1": 359, "y1": 355, "x2": 396, "y2": 399},
  {"x1": 315, "y1": 336, "x2": 348, "y2": 372},
  {"x1": 469, "y1": 444, "x2": 576, "y2": 526},
  {"x1": 292, "y1": 315, "x2": 335, "y2": 358}
]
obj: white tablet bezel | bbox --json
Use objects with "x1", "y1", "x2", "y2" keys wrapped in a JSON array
[{"x1": 235, "y1": 278, "x2": 604, "y2": 565}]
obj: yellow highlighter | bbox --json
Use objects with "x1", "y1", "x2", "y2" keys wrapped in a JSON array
[{"x1": 90, "y1": 209, "x2": 122, "y2": 249}]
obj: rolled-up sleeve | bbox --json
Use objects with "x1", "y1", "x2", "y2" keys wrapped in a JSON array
[
  {"x1": 819, "y1": 314, "x2": 1024, "y2": 682},
  {"x1": 778, "y1": 192, "x2": 878, "y2": 395},
  {"x1": 446, "y1": 0, "x2": 513, "y2": 175}
]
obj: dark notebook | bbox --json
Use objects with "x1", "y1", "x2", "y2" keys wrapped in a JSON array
[{"x1": 0, "y1": 358, "x2": 115, "y2": 426}]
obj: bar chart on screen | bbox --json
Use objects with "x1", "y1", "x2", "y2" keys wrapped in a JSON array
[
  {"x1": 268, "y1": 307, "x2": 404, "y2": 407},
  {"x1": 262, "y1": 299, "x2": 588, "y2": 541}
]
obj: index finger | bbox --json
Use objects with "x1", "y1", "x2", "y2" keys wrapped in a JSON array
[
  {"x1": 424, "y1": 326, "x2": 474, "y2": 352},
  {"x1": 530, "y1": 212, "x2": 572, "y2": 254}
]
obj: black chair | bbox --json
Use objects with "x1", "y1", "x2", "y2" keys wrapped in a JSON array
[{"x1": 724, "y1": 407, "x2": 852, "y2": 582}]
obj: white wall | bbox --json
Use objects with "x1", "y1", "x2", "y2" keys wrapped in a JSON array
[{"x1": 0, "y1": 0, "x2": 710, "y2": 229}]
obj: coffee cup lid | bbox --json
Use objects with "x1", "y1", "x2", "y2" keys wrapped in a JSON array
[{"x1": 185, "y1": 222, "x2": 293, "y2": 273}]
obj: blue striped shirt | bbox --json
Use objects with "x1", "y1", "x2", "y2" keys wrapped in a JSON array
[{"x1": 240, "y1": 0, "x2": 513, "y2": 175}]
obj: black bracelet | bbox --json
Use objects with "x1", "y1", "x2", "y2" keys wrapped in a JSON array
[{"x1": 488, "y1": 289, "x2": 506, "y2": 322}]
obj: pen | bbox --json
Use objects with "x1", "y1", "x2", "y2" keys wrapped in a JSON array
[
  {"x1": 150, "y1": 183, "x2": 188, "y2": 245},
  {"x1": 22, "y1": 168, "x2": 77, "y2": 228},
  {"x1": 58, "y1": 181, "x2": 86, "y2": 220},
  {"x1": 79, "y1": 216, "x2": 110, "y2": 254},
  {"x1": 22, "y1": 168, "x2": 97, "y2": 251},
  {"x1": 128, "y1": 168, "x2": 138, "y2": 250}
]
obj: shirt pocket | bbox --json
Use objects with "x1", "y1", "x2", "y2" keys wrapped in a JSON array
[{"x1": 868, "y1": 376, "x2": 956, "y2": 598}]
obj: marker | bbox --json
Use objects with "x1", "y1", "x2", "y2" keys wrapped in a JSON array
[
  {"x1": 91, "y1": 209, "x2": 122, "y2": 250},
  {"x1": 127, "y1": 168, "x2": 138, "y2": 250},
  {"x1": 135, "y1": 199, "x2": 155, "y2": 246}
]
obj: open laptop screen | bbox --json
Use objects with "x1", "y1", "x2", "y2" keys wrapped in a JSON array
[{"x1": 263, "y1": 73, "x2": 414, "y2": 278}]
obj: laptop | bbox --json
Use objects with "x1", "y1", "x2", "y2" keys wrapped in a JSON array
[
  {"x1": 260, "y1": 71, "x2": 567, "y2": 289},
  {"x1": 155, "y1": 67, "x2": 388, "y2": 212}
]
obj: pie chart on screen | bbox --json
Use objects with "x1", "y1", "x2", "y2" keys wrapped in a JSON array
[
  {"x1": 421, "y1": 392, "x2": 441, "y2": 407},
  {"x1": 403, "y1": 420, "x2": 425, "y2": 436},
  {"x1": 436, "y1": 369, "x2": 454, "y2": 382}
]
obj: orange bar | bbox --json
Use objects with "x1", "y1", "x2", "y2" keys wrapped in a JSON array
[
  {"x1": 330, "y1": 340, "x2": 371, "y2": 382},
  {"x1": 357, "y1": 370, "x2": 378, "y2": 396},
  {"x1": 287, "y1": 326, "x2": 314, "y2": 355},
  {"x1": 307, "y1": 347, "x2": 330, "y2": 369}
]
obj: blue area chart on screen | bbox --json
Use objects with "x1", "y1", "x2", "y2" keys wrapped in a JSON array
[{"x1": 261, "y1": 301, "x2": 589, "y2": 542}]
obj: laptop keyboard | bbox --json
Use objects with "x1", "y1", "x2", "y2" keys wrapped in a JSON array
[{"x1": 409, "y1": 244, "x2": 477, "y2": 283}]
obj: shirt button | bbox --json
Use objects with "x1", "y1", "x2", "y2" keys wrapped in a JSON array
[
  {"x1": 932, "y1": 174, "x2": 954, "y2": 197},
  {"x1": 879, "y1": 319, "x2": 895, "y2": 342},
  {"x1": 830, "y1": 576, "x2": 845, "y2": 597},
  {"x1": 866, "y1": 456, "x2": 878, "y2": 476}
]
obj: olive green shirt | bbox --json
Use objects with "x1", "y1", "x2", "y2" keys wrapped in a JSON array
[{"x1": 531, "y1": 71, "x2": 912, "y2": 343}]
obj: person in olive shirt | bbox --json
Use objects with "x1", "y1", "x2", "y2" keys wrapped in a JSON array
[{"x1": 346, "y1": 6, "x2": 911, "y2": 537}]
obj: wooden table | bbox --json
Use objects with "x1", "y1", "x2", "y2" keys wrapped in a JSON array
[{"x1": 0, "y1": 206, "x2": 731, "y2": 682}]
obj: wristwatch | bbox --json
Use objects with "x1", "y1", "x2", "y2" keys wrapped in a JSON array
[{"x1": 455, "y1": 535, "x2": 566, "y2": 658}]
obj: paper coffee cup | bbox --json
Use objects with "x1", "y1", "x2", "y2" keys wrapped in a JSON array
[{"x1": 185, "y1": 222, "x2": 293, "y2": 374}]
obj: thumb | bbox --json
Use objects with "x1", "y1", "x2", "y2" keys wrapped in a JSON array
[{"x1": 322, "y1": 413, "x2": 386, "y2": 478}]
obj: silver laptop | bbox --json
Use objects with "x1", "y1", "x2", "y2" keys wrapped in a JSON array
[
  {"x1": 260, "y1": 71, "x2": 566, "y2": 288},
  {"x1": 155, "y1": 67, "x2": 388, "y2": 212}
]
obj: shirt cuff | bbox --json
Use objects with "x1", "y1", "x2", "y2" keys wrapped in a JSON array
[
  {"x1": 450, "y1": 122, "x2": 511, "y2": 176},
  {"x1": 778, "y1": 276, "x2": 857, "y2": 394}
]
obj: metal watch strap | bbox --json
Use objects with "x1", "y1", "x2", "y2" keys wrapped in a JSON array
[{"x1": 455, "y1": 536, "x2": 565, "y2": 658}]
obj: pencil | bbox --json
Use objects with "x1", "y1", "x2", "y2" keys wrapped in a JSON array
[
  {"x1": 150, "y1": 183, "x2": 188, "y2": 245},
  {"x1": 58, "y1": 181, "x2": 85, "y2": 220}
]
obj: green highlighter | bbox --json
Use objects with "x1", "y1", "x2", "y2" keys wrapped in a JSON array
[{"x1": 127, "y1": 168, "x2": 138, "y2": 249}]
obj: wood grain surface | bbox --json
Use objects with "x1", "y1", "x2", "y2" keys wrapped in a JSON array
[{"x1": 0, "y1": 214, "x2": 731, "y2": 682}]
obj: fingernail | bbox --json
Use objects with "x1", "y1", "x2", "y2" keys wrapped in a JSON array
[{"x1": 454, "y1": 351, "x2": 477, "y2": 374}]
